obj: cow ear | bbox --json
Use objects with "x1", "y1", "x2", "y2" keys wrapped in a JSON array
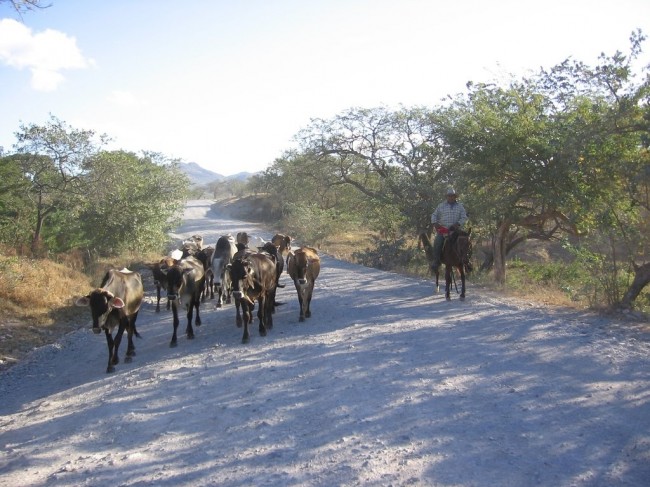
[
  {"x1": 110, "y1": 297, "x2": 125, "y2": 309},
  {"x1": 75, "y1": 296, "x2": 90, "y2": 307}
]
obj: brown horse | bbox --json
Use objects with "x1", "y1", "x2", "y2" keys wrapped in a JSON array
[{"x1": 419, "y1": 230, "x2": 473, "y2": 301}]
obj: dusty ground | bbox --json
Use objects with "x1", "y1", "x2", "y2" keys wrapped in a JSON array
[{"x1": 1, "y1": 200, "x2": 648, "y2": 487}]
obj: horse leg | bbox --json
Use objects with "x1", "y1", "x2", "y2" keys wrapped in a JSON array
[
  {"x1": 445, "y1": 265, "x2": 452, "y2": 301},
  {"x1": 434, "y1": 268, "x2": 440, "y2": 294},
  {"x1": 459, "y1": 267, "x2": 466, "y2": 300}
]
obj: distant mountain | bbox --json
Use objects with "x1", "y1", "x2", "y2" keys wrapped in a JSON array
[{"x1": 179, "y1": 162, "x2": 255, "y2": 186}]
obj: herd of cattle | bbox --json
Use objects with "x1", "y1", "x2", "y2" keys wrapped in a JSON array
[{"x1": 75, "y1": 232, "x2": 321, "y2": 373}]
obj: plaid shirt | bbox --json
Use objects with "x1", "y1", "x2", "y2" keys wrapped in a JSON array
[{"x1": 431, "y1": 200, "x2": 468, "y2": 230}]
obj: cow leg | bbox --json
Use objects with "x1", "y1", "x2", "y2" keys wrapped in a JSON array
[
  {"x1": 305, "y1": 286, "x2": 314, "y2": 318},
  {"x1": 264, "y1": 295, "x2": 274, "y2": 330},
  {"x1": 235, "y1": 296, "x2": 243, "y2": 327},
  {"x1": 155, "y1": 284, "x2": 161, "y2": 312},
  {"x1": 125, "y1": 314, "x2": 138, "y2": 362},
  {"x1": 257, "y1": 296, "x2": 267, "y2": 336},
  {"x1": 242, "y1": 301, "x2": 253, "y2": 343},
  {"x1": 216, "y1": 285, "x2": 224, "y2": 308},
  {"x1": 104, "y1": 329, "x2": 116, "y2": 373},
  {"x1": 194, "y1": 298, "x2": 202, "y2": 326},
  {"x1": 295, "y1": 283, "x2": 306, "y2": 322},
  {"x1": 186, "y1": 303, "x2": 195, "y2": 340},
  {"x1": 170, "y1": 301, "x2": 180, "y2": 347},
  {"x1": 111, "y1": 321, "x2": 127, "y2": 368}
]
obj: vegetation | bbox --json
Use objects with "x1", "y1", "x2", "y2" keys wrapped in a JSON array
[
  {"x1": 250, "y1": 32, "x2": 650, "y2": 312},
  {"x1": 1, "y1": 32, "x2": 649, "y2": 368},
  {"x1": 1, "y1": 116, "x2": 190, "y2": 256}
]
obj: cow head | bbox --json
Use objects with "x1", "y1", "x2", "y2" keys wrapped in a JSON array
[
  {"x1": 75, "y1": 289, "x2": 125, "y2": 334},
  {"x1": 163, "y1": 264, "x2": 193, "y2": 303},
  {"x1": 229, "y1": 259, "x2": 255, "y2": 305},
  {"x1": 292, "y1": 251, "x2": 311, "y2": 285}
]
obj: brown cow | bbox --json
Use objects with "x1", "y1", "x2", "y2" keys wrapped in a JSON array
[
  {"x1": 228, "y1": 252, "x2": 277, "y2": 343},
  {"x1": 287, "y1": 247, "x2": 320, "y2": 322},
  {"x1": 271, "y1": 233, "x2": 292, "y2": 261},
  {"x1": 75, "y1": 268, "x2": 144, "y2": 373}
]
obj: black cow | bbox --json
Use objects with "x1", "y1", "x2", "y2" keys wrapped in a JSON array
[
  {"x1": 229, "y1": 252, "x2": 277, "y2": 343},
  {"x1": 150, "y1": 256, "x2": 176, "y2": 312},
  {"x1": 197, "y1": 246, "x2": 214, "y2": 302},
  {"x1": 261, "y1": 241, "x2": 285, "y2": 290},
  {"x1": 209, "y1": 235, "x2": 237, "y2": 308},
  {"x1": 161, "y1": 256, "x2": 205, "y2": 347},
  {"x1": 75, "y1": 268, "x2": 144, "y2": 373}
]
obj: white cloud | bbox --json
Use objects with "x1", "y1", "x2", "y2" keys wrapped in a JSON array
[{"x1": 0, "y1": 18, "x2": 92, "y2": 91}]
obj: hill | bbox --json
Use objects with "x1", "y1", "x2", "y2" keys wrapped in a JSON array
[{"x1": 179, "y1": 161, "x2": 255, "y2": 186}]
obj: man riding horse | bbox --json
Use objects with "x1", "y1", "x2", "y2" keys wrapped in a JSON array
[{"x1": 430, "y1": 187, "x2": 468, "y2": 272}]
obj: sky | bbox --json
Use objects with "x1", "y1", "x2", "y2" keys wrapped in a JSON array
[{"x1": 1, "y1": 1, "x2": 649, "y2": 176}]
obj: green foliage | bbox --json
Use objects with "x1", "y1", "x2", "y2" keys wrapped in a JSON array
[
  {"x1": 2, "y1": 117, "x2": 190, "y2": 257},
  {"x1": 78, "y1": 150, "x2": 190, "y2": 254},
  {"x1": 0, "y1": 155, "x2": 33, "y2": 247},
  {"x1": 282, "y1": 203, "x2": 355, "y2": 247},
  {"x1": 352, "y1": 236, "x2": 421, "y2": 272}
]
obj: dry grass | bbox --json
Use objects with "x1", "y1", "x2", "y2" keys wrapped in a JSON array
[
  {"x1": 0, "y1": 254, "x2": 93, "y2": 369},
  {"x1": 0, "y1": 249, "x2": 159, "y2": 371}
]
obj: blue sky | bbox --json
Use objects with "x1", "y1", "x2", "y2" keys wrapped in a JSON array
[{"x1": 1, "y1": 0, "x2": 649, "y2": 176}]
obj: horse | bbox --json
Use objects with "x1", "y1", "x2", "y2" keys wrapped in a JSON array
[{"x1": 419, "y1": 229, "x2": 473, "y2": 301}]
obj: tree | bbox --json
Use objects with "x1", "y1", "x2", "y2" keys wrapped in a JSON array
[
  {"x1": 295, "y1": 106, "x2": 450, "y2": 235},
  {"x1": 78, "y1": 150, "x2": 190, "y2": 254},
  {"x1": 436, "y1": 32, "x2": 649, "y2": 288},
  {"x1": 13, "y1": 116, "x2": 109, "y2": 254},
  {"x1": 0, "y1": 154, "x2": 32, "y2": 248},
  {"x1": 0, "y1": 0, "x2": 50, "y2": 16}
]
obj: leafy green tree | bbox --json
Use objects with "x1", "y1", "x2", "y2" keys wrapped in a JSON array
[
  {"x1": 437, "y1": 32, "x2": 649, "y2": 288},
  {"x1": 78, "y1": 150, "x2": 189, "y2": 254},
  {"x1": 12, "y1": 116, "x2": 109, "y2": 255},
  {"x1": 0, "y1": 155, "x2": 33, "y2": 249},
  {"x1": 295, "y1": 106, "x2": 450, "y2": 235}
]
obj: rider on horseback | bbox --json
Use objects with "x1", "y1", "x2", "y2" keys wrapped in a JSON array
[{"x1": 430, "y1": 187, "x2": 468, "y2": 272}]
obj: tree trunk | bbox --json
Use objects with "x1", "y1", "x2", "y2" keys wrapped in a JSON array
[
  {"x1": 620, "y1": 262, "x2": 650, "y2": 309},
  {"x1": 492, "y1": 220, "x2": 511, "y2": 285}
]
